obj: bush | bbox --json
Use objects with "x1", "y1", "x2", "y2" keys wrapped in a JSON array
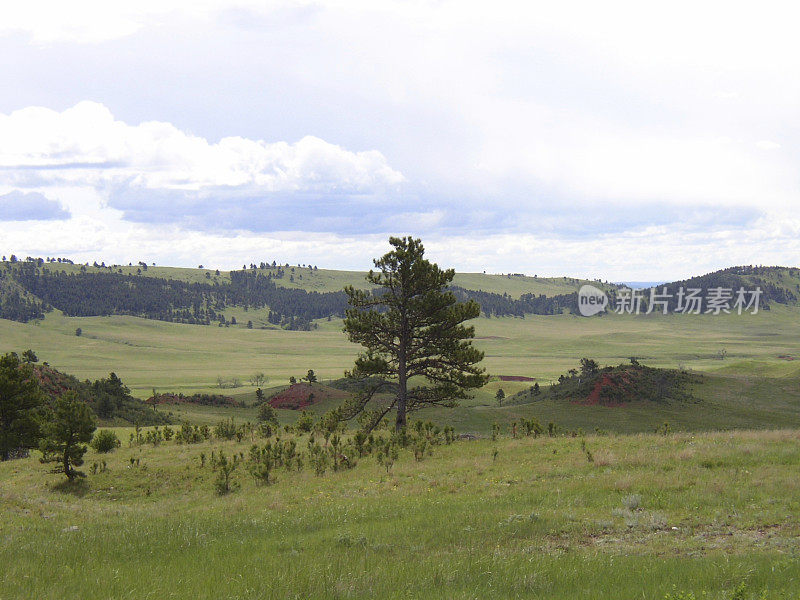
[
  {"x1": 91, "y1": 429, "x2": 121, "y2": 453},
  {"x1": 214, "y1": 417, "x2": 238, "y2": 440}
]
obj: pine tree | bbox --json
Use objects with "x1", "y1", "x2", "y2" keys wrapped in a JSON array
[
  {"x1": 495, "y1": 388, "x2": 505, "y2": 406},
  {"x1": 39, "y1": 392, "x2": 96, "y2": 480},
  {"x1": 342, "y1": 236, "x2": 487, "y2": 432},
  {"x1": 0, "y1": 352, "x2": 44, "y2": 460}
]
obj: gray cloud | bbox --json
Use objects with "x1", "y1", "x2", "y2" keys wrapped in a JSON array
[{"x1": 0, "y1": 190, "x2": 70, "y2": 221}]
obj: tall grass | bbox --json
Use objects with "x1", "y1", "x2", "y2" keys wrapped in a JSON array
[{"x1": 2, "y1": 429, "x2": 799, "y2": 599}]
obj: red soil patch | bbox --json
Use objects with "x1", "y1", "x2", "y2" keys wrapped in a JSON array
[
  {"x1": 498, "y1": 375, "x2": 536, "y2": 382},
  {"x1": 31, "y1": 365, "x2": 74, "y2": 398},
  {"x1": 778, "y1": 355, "x2": 796, "y2": 361},
  {"x1": 268, "y1": 383, "x2": 347, "y2": 410},
  {"x1": 579, "y1": 372, "x2": 633, "y2": 407}
]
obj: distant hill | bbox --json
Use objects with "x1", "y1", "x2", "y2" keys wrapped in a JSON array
[
  {"x1": 607, "y1": 266, "x2": 800, "y2": 314},
  {"x1": 0, "y1": 258, "x2": 797, "y2": 325},
  {"x1": 660, "y1": 265, "x2": 800, "y2": 306},
  {"x1": 0, "y1": 258, "x2": 613, "y2": 325}
]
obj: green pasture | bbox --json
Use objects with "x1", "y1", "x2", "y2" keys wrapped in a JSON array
[
  {"x1": 1, "y1": 429, "x2": 799, "y2": 599},
  {"x1": 1, "y1": 304, "x2": 798, "y2": 434}
]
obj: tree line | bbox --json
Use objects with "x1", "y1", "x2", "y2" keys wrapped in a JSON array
[{"x1": 2, "y1": 259, "x2": 797, "y2": 327}]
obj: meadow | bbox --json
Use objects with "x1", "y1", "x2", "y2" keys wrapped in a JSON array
[
  {"x1": 2, "y1": 267, "x2": 800, "y2": 599},
  {"x1": 1, "y1": 303, "x2": 798, "y2": 434},
  {"x1": 1, "y1": 428, "x2": 798, "y2": 599}
]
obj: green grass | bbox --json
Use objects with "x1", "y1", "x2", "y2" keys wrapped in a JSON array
[
  {"x1": 2, "y1": 304, "x2": 799, "y2": 434},
  {"x1": 1, "y1": 429, "x2": 799, "y2": 599}
]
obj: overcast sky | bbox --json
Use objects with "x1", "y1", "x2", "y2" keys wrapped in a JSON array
[{"x1": 0, "y1": 1, "x2": 798, "y2": 279}]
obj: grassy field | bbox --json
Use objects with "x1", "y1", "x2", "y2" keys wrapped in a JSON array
[
  {"x1": 1, "y1": 429, "x2": 799, "y2": 599},
  {"x1": 2, "y1": 264, "x2": 799, "y2": 598},
  {"x1": 1, "y1": 304, "x2": 799, "y2": 434}
]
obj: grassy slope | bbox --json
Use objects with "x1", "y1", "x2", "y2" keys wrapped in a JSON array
[
  {"x1": 1, "y1": 429, "x2": 799, "y2": 599},
  {"x1": 30, "y1": 261, "x2": 608, "y2": 297}
]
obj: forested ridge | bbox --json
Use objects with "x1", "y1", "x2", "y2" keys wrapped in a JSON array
[{"x1": 0, "y1": 260, "x2": 797, "y2": 325}]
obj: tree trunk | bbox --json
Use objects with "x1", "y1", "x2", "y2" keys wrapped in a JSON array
[
  {"x1": 396, "y1": 310, "x2": 408, "y2": 432},
  {"x1": 63, "y1": 444, "x2": 72, "y2": 480},
  {"x1": 396, "y1": 346, "x2": 407, "y2": 432},
  {"x1": 395, "y1": 298, "x2": 409, "y2": 432}
]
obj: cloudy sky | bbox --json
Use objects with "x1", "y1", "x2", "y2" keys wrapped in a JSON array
[{"x1": 1, "y1": 1, "x2": 798, "y2": 279}]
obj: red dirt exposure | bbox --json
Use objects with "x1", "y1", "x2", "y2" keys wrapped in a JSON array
[
  {"x1": 31, "y1": 364, "x2": 75, "y2": 398},
  {"x1": 268, "y1": 383, "x2": 347, "y2": 410},
  {"x1": 498, "y1": 375, "x2": 536, "y2": 382},
  {"x1": 581, "y1": 371, "x2": 634, "y2": 407}
]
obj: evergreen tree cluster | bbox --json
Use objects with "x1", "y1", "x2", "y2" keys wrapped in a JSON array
[
  {"x1": 4, "y1": 263, "x2": 347, "y2": 326},
  {"x1": 0, "y1": 270, "x2": 48, "y2": 322},
  {"x1": 1, "y1": 259, "x2": 797, "y2": 325}
]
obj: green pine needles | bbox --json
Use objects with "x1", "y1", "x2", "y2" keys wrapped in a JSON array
[{"x1": 342, "y1": 236, "x2": 488, "y2": 432}]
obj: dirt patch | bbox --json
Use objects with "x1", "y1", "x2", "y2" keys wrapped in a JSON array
[
  {"x1": 778, "y1": 355, "x2": 796, "y2": 361},
  {"x1": 268, "y1": 383, "x2": 348, "y2": 410},
  {"x1": 580, "y1": 372, "x2": 632, "y2": 406},
  {"x1": 498, "y1": 375, "x2": 536, "y2": 382}
]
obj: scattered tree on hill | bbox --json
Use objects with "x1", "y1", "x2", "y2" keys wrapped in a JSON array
[
  {"x1": 289, "y1": 376, "x2": 297, "y2": 384},
  {"x1": 249, "y1": 372, "x2": 266, "y2": 387},
  {"x1": 533, "y1": 382, "x2": 540, "y2": 396},
  {"x1": 342, "y1": 236, "x2": 488, "y2": 432},
  {"x1": 0, "y1": 352, "x2": 44, "y2": 461},
  {"x1": 303, "y1": 369, "x2": 317, "y2": 383},
  {"x1": 39, "y1": 392, "x2": 97, "y2": 480},
  {"x1": 495, "y1": 388, "x2": 505, "y2": 406},
  {"x1": 255, "y1": 388, "x2": 264, "y2": 403},
  {"x1": 21, "y1": 349, "x2": 38, "y2": 364},
  {"x1": 580, "y1": 358, "x2": 599, "y2": 378},
  {"x1": 75, "y1": 327, "x2": 82, "y2": 336}
]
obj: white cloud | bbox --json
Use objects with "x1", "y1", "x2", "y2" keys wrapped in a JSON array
[
  {"x1": 0, "y1": 101, "x2": 403, "y2": 194},
  {"x1": 1, "y1": 1, "x2": 799, "y2": 276},
  {"x1": 2, "y1": 211, "x2": 799, "y2": 281},
  {"x1": 756, "y1": 140, "x2": 781, "y2": 151}
]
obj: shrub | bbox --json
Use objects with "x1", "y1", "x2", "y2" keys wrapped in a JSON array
[
  {"x1": 91, "y1": 430, "x2": 121, "y2": 453},
  {"x1": 622, "y1": 494, "x2": 642, "y2": 511},
  {"x1": 214, "y1": 417, "x2": 238, "y2": 440},
  {"x1": 248, "y1": 444, "x2": 275, "y2": 485},
  {"x1": 214, "y1": 451, "x2": 240, "y2": 495},
  {"x1": 294, "y1": 410, "x2": 314, "y2": 433}
]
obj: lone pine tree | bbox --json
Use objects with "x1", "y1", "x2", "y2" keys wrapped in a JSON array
[
  {"x1": 39, "y1": 392, "x2": 96, "y2": 480},
  {"x1": 342, "y1": 236, "x2": 487, "y2": 432}
]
